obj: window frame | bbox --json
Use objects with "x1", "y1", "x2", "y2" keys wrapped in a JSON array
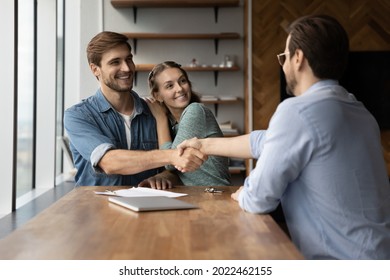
[{"x1": 0, "y1": 0, "x2": 66, "y2": 217}]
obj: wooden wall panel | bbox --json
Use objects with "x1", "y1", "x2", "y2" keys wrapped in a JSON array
[{"x1": 251, "y1": 0, "x2": 390, "y2": 174}]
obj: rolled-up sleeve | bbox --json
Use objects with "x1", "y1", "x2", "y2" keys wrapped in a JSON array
[
  {"x1": 64, "y1": 105, "x2": 119, "y2": 174},
  {"x1": 249, "y1": 130, "x2": 267, "y2": 159},
  {"x1": 90, "y1": 143, "x2": 115, "y2": 172}
]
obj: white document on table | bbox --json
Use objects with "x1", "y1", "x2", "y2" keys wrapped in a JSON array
[{"x1": 94, "y1": 187, "x2": 187, "y2": 198}]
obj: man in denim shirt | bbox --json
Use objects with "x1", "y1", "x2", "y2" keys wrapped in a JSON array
[{"x1": 64, "y1": 31, "x2": 205, "y2": 187}]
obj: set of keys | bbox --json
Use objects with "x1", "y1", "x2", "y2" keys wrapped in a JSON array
[{"x1": 204, "y1": 187, "x2": 224, "y2": 193}]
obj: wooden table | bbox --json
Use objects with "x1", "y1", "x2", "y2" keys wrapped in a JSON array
[{"x1": 0, "y1": 186, "x2": 303, "y2": 260}]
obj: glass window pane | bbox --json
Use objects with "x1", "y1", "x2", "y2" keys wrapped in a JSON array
[
  {"x1": 56, "y1": 0, "x2": 65, "y2": 177},
  {"x1": 17, "y1": 0, "x2": 35, "y2": 197}
]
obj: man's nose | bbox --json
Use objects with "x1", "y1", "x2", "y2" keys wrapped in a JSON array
[{"x1": 121, "y1": 61, "x2": 131, "y2": 71}]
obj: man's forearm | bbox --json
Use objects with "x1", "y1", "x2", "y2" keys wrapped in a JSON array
[
  {"x1": 99, "y1": 149, "x2": 174, "y2": 175},
  {"x1": 98, "y1": 147, "x2": 206, "y2": 175},
  {"x1": 201, "y1": 134, "x2": 252, "y2": 159}
]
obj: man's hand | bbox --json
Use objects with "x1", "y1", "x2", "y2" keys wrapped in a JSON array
[
  {"x1": 177, "y1": 137, "x2": 202, "y2": 156},
  {"x1": 173, "y1": 147, "x2": 207, "y2": 173},
  {"x1": 231, "y1": 186, "x2": 244, "y2": 201},
  {"x1": 138, "y1": 170, "x2": 179, "y2": 190}
]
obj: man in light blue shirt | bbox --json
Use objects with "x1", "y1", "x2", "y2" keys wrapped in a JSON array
[
  {"x1": 64, "y1": 31, "x2": 206, "y2": 187},
  {"x1": 177, "y1": 15, "x2": 390, "y2": 259}
]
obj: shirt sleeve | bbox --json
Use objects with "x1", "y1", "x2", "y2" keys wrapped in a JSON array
[
  {"x1": 249, "y1": 130, "x2": 267, "y2": 158},
  {"x1": 90, "y1": 143, "x2": 115, "y2": 170},
  {"x1": 239, "y1": 101, "x2": 315, "y2": 213},
  {"x1": 64, "y1": 107, "x2": 117, "y2": 171}
]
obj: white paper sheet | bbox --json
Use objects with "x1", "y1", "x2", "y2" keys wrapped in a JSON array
[{"x1": 94, "y1": 187, "x2": 187, "y2": 198}]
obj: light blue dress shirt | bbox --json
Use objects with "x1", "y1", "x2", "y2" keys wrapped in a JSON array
[{"x1": 239, "y1": 80, "x2": 390, "y2": 259}]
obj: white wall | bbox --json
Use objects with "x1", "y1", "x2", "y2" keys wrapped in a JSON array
[
  {"x1": 62, "y1": 0, "x2": 104, "y2": 176},
  {"x1": 64, "y1": 0, "x2": 103, "y2": 111}
]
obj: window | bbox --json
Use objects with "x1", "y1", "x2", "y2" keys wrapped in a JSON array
[
  {"x1": 15, "y1": 0, "x2": 66, "y2": 209},
  {"x1": 56, "y1": 0, "x2": 65, "y2": 177},
  {"x1": 0, "y1": 0, "x2": 66, "y2": 216},
  {"x1": 17, "y1": 0, "x2": 36, "y2": 198}
]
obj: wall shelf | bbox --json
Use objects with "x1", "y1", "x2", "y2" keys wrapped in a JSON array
[
  {"x1": 200, "y1": 98, "x2": 241, "y2": 104},
  {"x1": 136, "y1": 64, "x2": 240, "y2": 72},
  {"x1": 135, "y1": 64, "x2": 240, "y2": 86},
  {"x1": 123, "y1": 32, "x2": 240, "y2": 54},
  {"x1": 111, "y1": 0, "x2": 240, "y2": 23},
  {"x1": 201, "y1": 97, "x2": 241, "y2": 117}
]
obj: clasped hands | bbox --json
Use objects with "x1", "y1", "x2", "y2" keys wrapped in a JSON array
[
  {"x1": 177, "y1": 137, "x2": 243, "y2": 202},
  {"x1": 175, "y1": 137, "x2": 204, "y2": 172}
]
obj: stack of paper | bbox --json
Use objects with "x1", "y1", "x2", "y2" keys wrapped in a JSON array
[
  {"x1": 94, "y1": 187, "x2": 187, "y2": 198},
  {"x1": 95, "y1": 187, "x2": 197, "y2": 212},
  {"x1": 108, "y1": 196, "x2": 197, "y2": 212}
]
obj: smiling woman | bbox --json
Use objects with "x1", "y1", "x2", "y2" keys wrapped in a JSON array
[{"x1": 146, "y1": 61, "x2": 231, "y2": 186}]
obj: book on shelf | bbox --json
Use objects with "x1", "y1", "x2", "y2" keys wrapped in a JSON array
[
  {"x1": 219, "y1": 120, "x2": 234, "y2": 129},
  {"x1": 219, "y1": 96, "x2": 239, "y2": 101},
  {"x1": 200, "y1": 95, "x2": 240, "y2": 102},
  {"x1": 200, "y1": 95, "x2": 219, "y2": 101},
  {"x1": 219, "y1": 121, "x2": 239, "y2": 136}
]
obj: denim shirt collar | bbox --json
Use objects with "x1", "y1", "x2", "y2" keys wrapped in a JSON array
[{"x1": 95, "y1": 88, "x2": 150, "y2": 117}]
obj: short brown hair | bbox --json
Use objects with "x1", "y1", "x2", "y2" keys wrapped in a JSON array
[
  {"x1": 86, "y1": 31, "x2": 131, "y2": 66},
  {"x1": 287, "y1": 15, "x2": 349, "y2": 80}
]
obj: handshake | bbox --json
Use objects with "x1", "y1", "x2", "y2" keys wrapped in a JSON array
[
  {"x1": 175, "y1": 134, "x2": 250, "y2": 172},
  {"x1": 174, "y1": 137, "x2": 205, "y2": 173}
]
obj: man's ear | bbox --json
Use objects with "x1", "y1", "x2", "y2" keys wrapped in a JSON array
[
  {"x1": 294, "y1": 49, "x2": 305, "y2": 71},
  {"x1": 90, "y1": 63, "x2": 100, "y2": 80}
]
